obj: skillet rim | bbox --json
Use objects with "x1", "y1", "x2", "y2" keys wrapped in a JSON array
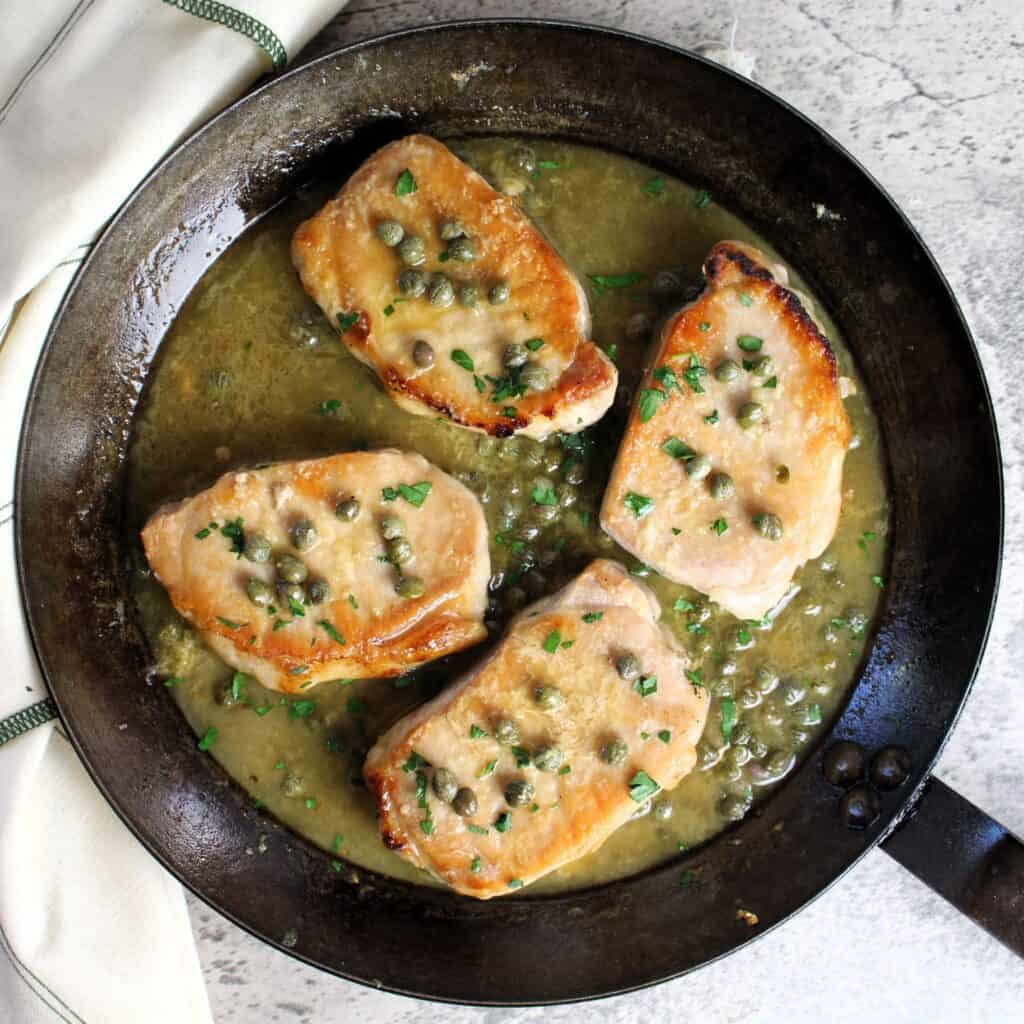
[{"x1": 14, "y1": 16, "x2": 1003, "y2": 1005}]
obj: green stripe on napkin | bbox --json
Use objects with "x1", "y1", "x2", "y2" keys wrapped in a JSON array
[{"x1": 163, "y1": 0, "x2": 288, "y2": 70}]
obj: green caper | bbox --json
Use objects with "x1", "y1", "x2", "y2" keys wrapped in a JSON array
[
  {"x1": 281, "y1": 773, "x2": 304, "y2": 797},
  {"x1": 290, "y1": 519, "x2": 317, "y2": 551},
  {"x1": 452, "y1": 787, "x2": 478, "y2": 817},
  {"x1": 276, "y1": 580, "x2": 306, "y2": 607},
  {"x1": 335, "y1": 497, "x2": 360, "y2": 521},
  {"x1": 432, "y1": 767, "x2": 459, "y2": 803},
  {"x1": 387, "y1": 537, "x2": 413, "y2": 565},
  {"x1": 615, "y1": 653, "x2": 641, "y2": 681},
  {"x1": 752, "y1": 512, "x2": 783, "y2": 541},
  {"x1": 395, "y1": 575, "x2": 425, "y2": 599},
  {"x1": 447, "y1": 237, "x2": 476, "y2": 262},
  {"x1": 738, "y1": 686, "x2": 762, "y2": 710},
  {"x1": 398, "y1": 268, "x2": 427, "y2": 297},
  {"x1": 494, "y1": 718, "x2": 520, "y2": 746},
  {"x1": 307, "y1": 580, "x2": 331, "y2": 605},
  {"x1": 504, "y1": 779, "x2": 535, "y2": 807},
  {"x1": 715, "y1": 359, "x2": 741, "y2": 382},
  {"x1": 412, "y1": 339, "x2": 435, "y2": 368},
  {"x1": 764, "y1": 749, "x2": 795, "y2": 777},
  {"x1": 651, "y1": 269, "x2": 682, "y2": 296},
  {"x1": 750, "y1": 354, "x2": 775, "y2": 378},
  {"x1": 737, "y1": 402, "x2": 764, "y2": 429},
  {"x1": 380, "y1": 515, "x2": 405, "y2": 540},
  {"x1": 458, "y1": 285, "x2": 479, "y2": 308},
  {"x1": 440, "y1": 219, "x2": 466, "y2": 241},
  {"x1": 243, "y1": 533, "x2": 272, "y2": 563},
  {"x1": 563, "y1": 460, "x2": 586, "y2": 485},
  {"x1": 600, "y1": 739, "x2": 629, "y2": 765},
  {"x1": 428, "y1": 275, "x2": 455, "y2": 308},
  {"x1": 709, "y1": 472, "x2": 734, "y2": 500},
  {"x1": 534, "y1": 685, "x2": 565, "y2": 711},
  {"x1": 779, "y1": 680, "x2": 806, "y2": 706},
  {"x1": 533, "y1": 746, "x2": 564, "y2": 773},
  {"x1": 685, "y1": 454, "x2": 712, "y2": 481},
  {"x1": 652, "y1": 799, "x2": 673, "y2": 822},
  {"x1": 276, "y1": 554, "x2": 308, "y2": 584},
  {"x1": 755, "y1": 664, "x2": 780, "y2": 693},
  {"x1": 510, "y1": 144, "x2": 537, "y2": 173},
  {"x1": 503, "y1": 342, "x2": 528, "y2": 369},
  {"x1": 397, "y1": 235, "x2": 426, "y2": 267},
  {"x1": 246, "y1": 577, "x2": 273, "y2": 607},
  {"x1": 489, "y1": 280, "x2": 510, "y2": 305},
  {"x1": 519, "y1": 361, "x2": 549, "y2": 392},
  {"x1": 376, "y1": 219, "x2": 404, "y2": 246}
]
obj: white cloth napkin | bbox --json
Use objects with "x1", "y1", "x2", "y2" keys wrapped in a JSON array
[{"x1": 0, "y1": 3, "x2": 342, "y2": 1020}]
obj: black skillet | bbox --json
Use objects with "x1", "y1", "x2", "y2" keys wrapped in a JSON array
[{"x1": 15, "y1": 20, "x2": 1023, "y2": 1004}]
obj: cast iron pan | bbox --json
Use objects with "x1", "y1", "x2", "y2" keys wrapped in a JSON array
[{"x1": 15, "y1": 20, "x2": 1023, "y2": 1004}]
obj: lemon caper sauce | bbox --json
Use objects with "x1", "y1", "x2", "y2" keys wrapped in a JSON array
[{"x1": 126, "y1": 138, "x2": 888, "y2": 893}]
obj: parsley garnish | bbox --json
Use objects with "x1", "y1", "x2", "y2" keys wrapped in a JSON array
[
  {"x1": 694, "y1": 189, "x2": 712, "y2": 209},
  {"x1": 194, "y1": 527, "x2": 211, "y2": 540},
  {"x1": 703, "y1": 409, "x2": 720, "y2": 425},
  {"x1": 494, "y1": 813, "x2": 512, "y2": 833},
  {"x1": 289, "y1": 699, "x2": 316, "y2": 719},
  {"x1": 662, "y1": 436, "x2": 696, "y2": 460},
  {"x1": 857, "y1": 530, "x2": 877, "y2": 551},
  {"x1": 762, "y1": 376, "x2": 778, "y2": 388},
  {"x1": 479, "y1": 760, "x2": 497, "y2": 778},
  {"x1": 512, "y1": 746, "x2": 531, "y2": 768},
  {"x1": 711, "y1": 518, "x2": 728, "y2": 535},
  {"x1": 638, "y1": 387, "x2": 665, "y2": 423},
  {"x1": 674, "y1": 597, "x2": 696, "y2": 613},
  {"x1": 337, "y1": 311, "x2": 360, "y2": 331},
  {"x1": 197, "y1": 727, "x2": 218, "y2": 751},
  {"x1": 163, "y1": 676, "x2": 183, "y2": 688},
  {"x1": 348, "y1": 594, "x2": 359, "y2": 609},
  {"x1": 395, "y1": 168, "x2": 417, "y2": 196},
  {"x1": 628, "y1": 770, "x2": 661, "y2": 802},
  {"x1": 624, "y1": 491, "x2": 655, "y2": 519},
  {"x1": 471, "y1": 856, "x2": 482, "y2": 874},
  {"x1": 470, "y1": 724, "x2": 488, "y2": 739},
  {"x1": 681, "y1": 353, "x2": 708, "y2": 394},
  {"x1": 508, "y1": 878, "x2": 524, "y2": 889},
  {"x1": 720, "y1": 698, "x2": 737, "y2": 741},
  {"x1": 531, "y1": 483, "x2": 558, "y2": 506},
  {"x1": 315, "y1": 398, "x2": 342, "y2": 416},
  {"x1": 699, "y1": 321, "x2": 712, "y2": 332},
  {"x1": 872, "y1": 575, "x2": 886, "y2": 589},
  {"x1": 653, "y1": 365, "x2": 680, "y2": 392},
  {"x1": 542, "y1": 630, "x2": 562, "y2": 653},
  {"x1": 220, "y1": 517, "x2": 245, "y2": 558},
  {"x1": 739, "y1": 292, "x2": 754, "y2": 307},
  {"x1": 658, "y1": 730, "x2": 672, "y2": 744},
  {"x1": 346, "y1": 698, "x2": 367, "y2": 715},
  {"x1": 643, "y1": 176, "x2": 667, "y2": 196},
  {"x1": 383, "y1": 303, "x2": 395, "y2": 317},
  {"x1": 318, "y1": 620, "x2": 345, "y2": 644},
  {"x1": 634, "y1": 675, "x2": 658, "y2": 697},
  {"x1": 288, "y1": 596, "x2": 305, "y2": 618},
  {"x1": 467, "y1": 824, "x2": 489, "y2": 835},
  {"x1": 686, "y1": 668, "x2": 705, "y2": 690},
  {"x1": 217, "y1": 616, "x2": 243, "y2": 630},
  {"x1": 558, "y1": 765, "x2": 571, "y2": 776},
  {"x1": 397, "y1": 481, "x2": 432, "y2": 507},
  {"x1": 525, "y1": 337, "x2": 545, "y2": 351},
  {"x1": 589, "y1": 272, "x2": 645, "y2": 295},
  {"x1": 582, "y1": 612, "x2": 603, "y2": 623},
  {"x1": 230, "y1": 672, "x2": 249, "y2": 702},
  {"x1": 451, "y1": 349, "x2": 474, "y2": 372},
  {"x1": 402, "y1": 752, "x2": 428, "y2": 773}
]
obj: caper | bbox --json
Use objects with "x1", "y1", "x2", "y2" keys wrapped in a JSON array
[
  {"x1": 533, "y1": 746, "x2": 564, "y2": 773},
  {"x1": 563, "y1": 460, "x2": 586, "y2": 485},
  {"x1": 520, "y1": 361, "x2": 549, "y2": 392},
  {"x1": 428, "y1": 274, "x2": 455, "y2": 308},
  {"x1": 397, "y1": 235, "x2": 426, "y2": 267},
  {"x1": 412, "y1": 339, "x2": 435, "y2": 368},
  {"x1": 243, "y1": 533, "x2": 272, "y2": 563},
  {"x1": 440, "y1": 219, "x2": 466, "y2": 241},
  {"x1": 779, "y1": 680, "x2": 806, "y2": 706},
  {"x1": 755, "y1": 664, "x2": 780, "y2": 693},
  {"x1": 737, "y1": 402, "x2": 764, "y2": 429},
  {"x1": 752, "y1": 512, "x2": 783, "y2": 541},
  {"x1": 651, "y1": 268, "x2": 682, "y2": 296},
  {"x1": 398, "y1": 268, "x2": 427, "y2": 297},
  {"x1": 376, "y1": 219, "x2": 405, "y2": 246},
  {"x1": 494, "y1": 718, "x2": 520, "y2": 746},
  {"x1": 708, "y1": 472, "x2": 734, "y2": 501},
  {"x1": 715, "y1": 359, "x2": 741, "y2": 382},
  {"x1": 503, "y1": 342, "x2": 528, "y2": 369},
  {"x1": 281, "y1": 773, "x2": 304, "y2": 798},
  {"x1": 395, "y1": 575, "x2": 425, "y2": 599},
  {"x1": 720, "y1": 794, "x2": 749, "y2": 821},
  {"x1": 615, "y1": 653, "x2": 641, "y2": 681},
  {"x1": 738, "y1": 686, "x2": 762, "y2": 709},
  {"x1": 307, "y1": 580, "x2": 330, "y2": 605},
  {"x1": 447, "y1": 236, "x2": 476, "y2": 262},
  {"x1": 748, "y1": 736, "x2": 769, "y2": 759},
  {"x1": 727, "y1": 744, "x2": 753, "y2": 768},
  {"x1": 685, "y1": 454, "x2": 712, "y2": 481},
  {"x1": 432, "y1": 767, "x2": 459, "y2": 803},
  {"x1": 380, "y1": 515, "x2": 405, "y2": 540},
  {"x1": 510, "y1": 144, "x2": 537, "y2": 173},
  {"x1": 276, "y1": 580, "x2": 306, "y2": 607},
  {"x1": 600, "y1": 739, "x2": 629, "y2": 765},
  {"x1": 452, "y1": 787, "x2": 478, "y2": 817},
  {"x1": 751, "y1": 355, "x2": 775, "y2": 379},
  {"x1": 276, "y1": 554, "x2": 308, "y2": 584},
  {"x1": 696, "y1": 740, "x2": 720, "y2": 769},
  {"x1": 765, "y1": 749, "x2": 795, "y2": 778},
  {"x1": 534, "y1": 685, "x2": 565, "y2": 711},
  {"x1": 246, "y1": 577, "x2": 273, "y2": 607},
  {"x1": 387, "y1": 537, "x2": 413, "y2": 565},
  {"x1": 335, "y1": 497, "x2": 360, "y2": 521},
  {"x1": 504, "y1": 779, "x2": 535, "y2": 807},
  {"x1": 652, "y1": 799, "x2": 674, "y2": 821},
  {"x1": 459, "y1": 284, "x2": 479, "y2": 308},
  {"x1": 290, "y1": 519, "x2": 317, "y2": 551},
  {"x1": 489, "y1": 280, "x2": 510, "y2": 305}
]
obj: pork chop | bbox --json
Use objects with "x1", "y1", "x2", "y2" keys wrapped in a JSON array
[
  {"x1": 363, "y1": 559, "x2": 709, "y2": 898},
  {"x1": 141, "y1": 450, "x2": 490, "y2": 693},
  {"x1": 600, "y1": 241, "x2": 853, "y2": 620},
  {"x1": 291, "y1": 134, "x2": 617, "y2": 439}
]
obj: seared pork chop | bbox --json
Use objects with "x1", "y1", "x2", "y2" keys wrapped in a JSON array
[
  {"x1": 601, "y1": 241, "x2": 852, "y2": 619},
  {"x1": 142, "y1": 450, "x2": 489, "y2": 693},
  {"x1": 364, "y1": 559, "x2": 709, "y2": 898},
  {"x1": 291, "y1": 134, "x2": 617, "y2": 439}
]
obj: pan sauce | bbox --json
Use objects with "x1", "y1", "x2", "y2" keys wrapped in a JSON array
[{"x1": 126, "y1": 138, "x2": 888, "y2": 893}]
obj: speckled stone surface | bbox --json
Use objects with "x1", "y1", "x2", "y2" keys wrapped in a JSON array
[{"x1": 190, "y1": 2, "x2": 1024, "y2": 1019}]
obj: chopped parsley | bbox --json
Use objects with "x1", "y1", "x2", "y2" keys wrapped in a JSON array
[
  {"x1": 525, "y1": 337, "x2": 545, "y2": 351},
  {"x1": 511, "y1": 746, "x2": 531, "y2": 768},
  {"x1": 337, "y1": 311, "x2": 360, "y2": 331},
  {"x1": 685, "y1": 668, "x2": 705, "y2": 691},
  {"x1": 194, "y1": 527, "x2": 211, "y2": 540},
  {"x1": 694, "y1": 189, "x2": 712, "y2": 209},
  {"x1": 531, "y1": 483, "x2": 558, "y2": 506},
  {"x1": 857, "y1": 530, "x2": 877, "y2": 551},
  {"x1": 230, "y1": 672, "x2": 249, "y2": 702},
  {"x1": 542, "y1": 629, "x2": 562, "y2": 654},
  {"x1": 653, "y1": 365, "x2": 680, "y2": 392},
  {"x1": 628, "y1": 770, "x2": 661, "y2": 803},
  {"x1": 711, "y1": 518, "x2": 729, "y2": 536},
  {"x1": 662, "y1": 436, "x2": 696, "y2": 460},
  {"x1": 872, "y1": 575, "x2": 886, "y2": 589},
  {"x1": 398, "y1": 481, "x2": 432, "y2": 507},
  {"x1": 220, "y1": 517, "x2": 245, "y2": 558},
  {"x1": 558, "y1": 764, "x2": 572, "y2": 776},
  {"x1": 318, "y1": 620, "x2": 345, "y2": 644},
  {"x1": 216, "y1": 616, "x2": 243, "y2": 631},
  {"x1": 737, "y1": 334, "x2": 763, "y2": 352},
  {"x1": 315, "y1": 398, "x2": 343, "y2": 416},
  {"x1": 402, "y1": 752, "x2": 428, "y2": 773},
  {"x1": 643, "y1": 176, "x2": 667, "y2": 195},
  {"x1": 624, "y1": 491, "x2": 655, "y2": 519},
  {"x1": 451, "y1": 349, "x2": 475, "y2": 372},
  {"x1": 346, "y1": 697, "x2": 367, "y2": 715},
  {"x1": 804, "y1": 703, "x2": 823, "y2": 725},
  {"x1": 163, "y1": 676, "x2": 183, "y2": 688},
  {"x1": 197, "y1": 727, "x2": 218, "y2": 751},
  {"x1": 681, "y1": 353, "x2": 708, "y2": 394},
  {"x1": 470, "y1": 724, "x2": 488, "y2": 739},
  {"x1": 703, "y1": 409, "x2": 720, "y2": 425},
  {"x1": 395, "y1": 168, "x2": 417, "y2": 196},
  {"x1": 494, "y1": 812, "x2": 512, "y2": 833},
  {"x1": 287, "y1": 596, "x2": 305, "y2": 618},
  {"x1": 348, "y1": 593, "x2": 359, "y2": 609},
  {"x1": 762, "y1": 376, "x2": 778, "y2": 389},
  {"x1": 383, "y1": 303, "x2": 395, "y2": 316},
  {"x1": 720, "y1": 698, "x2": 737, "y2": 741},
  {"x1": 582, "y1": 612, "x2": 603, "y2": 623},
  {"x1": 589, "y1": 272, "x2": 645, "y2": 295},
  {"x1": 471, "y1": 856, "x2": 482, "y2": 874},
  {"x1": 305, "y1": 797, "x2": 318, "y2": 810},
  {"x1": 638, "y1": 387, "x2": 666, "y2": 423},
  {"x1": 508, "y1": 878, "x2": 524, "y2": 890},
  {"x1": 332, "y1": 835, "x2": 345, "y2": 852},
  {"x1": 658, "y1": 730, "x2": 672, "y2": 744},
  {"x1": 686, "y1": 622, "x2": 706, "y2": 636},
  {"x1": 473, "y1": 374, "x2": 486, "y2": 393},
  {"x1": 634, "y1": 675, "x2": 658, "y2": 698},
  {"x1": 674, "y1": 597, "x2": 696, "y2": 613},
  {"x1": 467, "y1": 824, "x2": 489, "y2": 835},
  {"x1": 479, "y1": 759, "x2": 498, "y2": 778},
  {"x1": 699, "y1": 321, "x2": 712, "y2": 332},
  {"x1": 739, "y1": 292, "x2": 754, "y2": 307},
  {"x1": 501, "y1": 406, "x2": 518, "y2": 419}
]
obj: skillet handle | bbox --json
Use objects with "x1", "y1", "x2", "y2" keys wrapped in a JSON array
[{"x1": 881, "y1": 776, "x2": 1024, "y2": 958}]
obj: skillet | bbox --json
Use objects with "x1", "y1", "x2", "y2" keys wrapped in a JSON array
[{"x1": 15, "y1": 19, "x2": 1022, "y2": 1004}]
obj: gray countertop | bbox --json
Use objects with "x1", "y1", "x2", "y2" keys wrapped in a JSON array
[{"x1": 191, "y1": 1, "x2": 1024, "y2": 1019}]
